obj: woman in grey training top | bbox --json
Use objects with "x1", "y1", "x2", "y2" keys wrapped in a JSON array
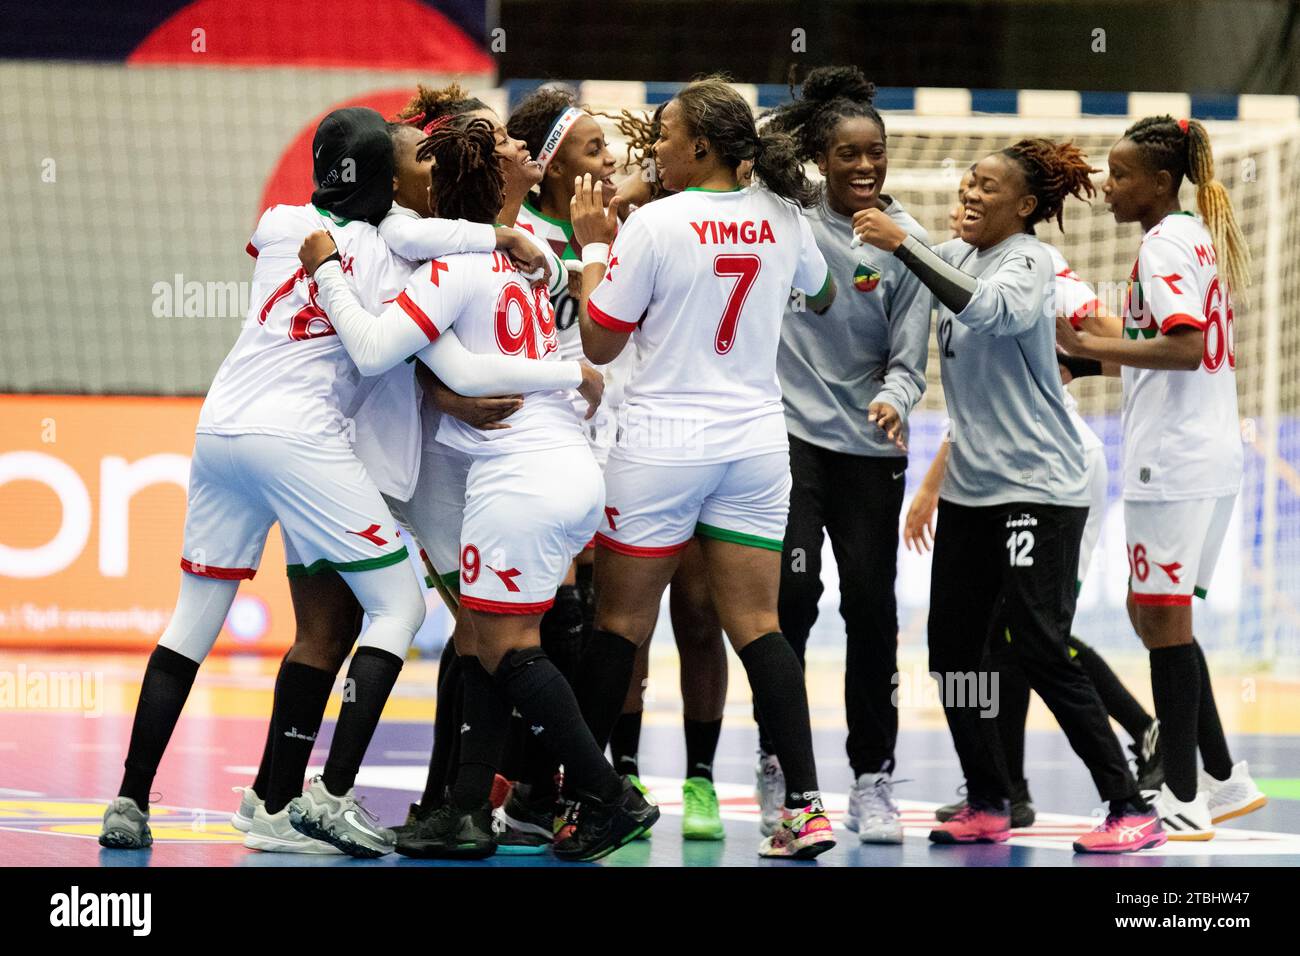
[
  {"x1": 854, "y1": 138, "x2": 1164, "y2": 854},
  {"x1": 757, "y1": 67, "x2": 930, "y2": 844}
]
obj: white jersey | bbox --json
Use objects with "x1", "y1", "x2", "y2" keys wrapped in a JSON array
[
  {"x1": 198, "y1": 204, "x2": 415, "y2": 460},
  {"x1": 516, "y1": 202, "x2": 583, "y2": 361},
  {"x1": 1120, "y1": 212, "x2": 1242, "y2": 501},
  {"x1": 587, "y1": 185, "x2": 830, "y2": 466},
  {"x1": 387, "y1": 250, "x2": 588, "y2": 457},
  {"x1": 515, "y1": 202, "x2": 635, "y2": 449},
  {"x1": 1045, "y1": 243, "x2": 1105, "y2": 455}
]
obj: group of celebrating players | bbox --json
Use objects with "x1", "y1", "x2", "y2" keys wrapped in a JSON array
[{"x1": 98, "y1": 64, "x2": 1267, "y2": 861}]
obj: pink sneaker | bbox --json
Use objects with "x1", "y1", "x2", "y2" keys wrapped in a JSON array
[
  {"x1": 929, "y1": 801, "x2": 1010, "y2": 844},
  {"x1": 1073, "y1": 808, "x2": 1167, "y2": 853},
  {"x1": 758, "y1": 801, "x2": 836, "y2": 859}
]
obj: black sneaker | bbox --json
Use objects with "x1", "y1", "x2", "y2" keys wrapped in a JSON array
[
  {"x1": 1131, "y1": 720, "x2": 1165, "y2": 793},
  {"x1": 1010, "y1": 780, "x2": 1036, "y2": 829},
  {"x1": 934, "y1": 786, "x2": 967, "y2": 823},
  {"x1": 497, "y1": 784, "x2": 554, "y2": 854},
  {"x1": 391, "y1": 801, "x2": 433, "y2": 842},
  {"x1": 396, "y1": 801, "x2": 496, "y2": 860},
  {"x1": 937, "y1": 787, "x2": 1034, "y2": 828},
  {"x1": 552, "y1": 776, "x2": 659, "y2": 863}
]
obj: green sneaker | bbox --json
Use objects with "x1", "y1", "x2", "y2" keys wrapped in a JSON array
[
  {"x1": 628, "y1": 776, "x2": 652, "y2": 840},
  {"x1": 681, "y1": 776, "x2": 725, "y2": 841}
]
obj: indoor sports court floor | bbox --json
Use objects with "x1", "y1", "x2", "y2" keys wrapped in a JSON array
[{"x1": 3, "y1": 648, "x2": 1299, "y2": 867}]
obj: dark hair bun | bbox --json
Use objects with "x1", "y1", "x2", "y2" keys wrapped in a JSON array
[{"x1": 801, "y1": 66, "x2": 875, "y2": 106}]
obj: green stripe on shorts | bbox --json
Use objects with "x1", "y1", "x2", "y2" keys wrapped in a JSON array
[
  {"x1": 1193, "y1": 586, "x2": 1208, "y2": 600},
  {"x1": 694, "y1": 522, "x2": 783, "y2": 552},
  {"x1": 286, "y1": 546, "x2": 410, "y2": 578}
]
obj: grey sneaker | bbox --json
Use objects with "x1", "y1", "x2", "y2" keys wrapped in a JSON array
[
  {"x1": 99, "y1": 796, "x2": 152, "y2": 849},
  {"x1": 243, "y1": 803, "x2": 342, "y2": 854},
  {"x1": 755, "y1": 754, "x2": 785, "y2": 837},
  {"x1": 287, "y1": 776, "x2": 395, "y2": 859},
  {"x1": 846, "y1": 772, "x2": 903, "y2": 844},
  {"x1": 231, "y1": 786, "x2": 261, "y2": 834}
]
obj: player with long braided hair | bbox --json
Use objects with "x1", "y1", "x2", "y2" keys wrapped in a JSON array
[
  {"x1": 856, "y1": 136, "x2": 1165, "y2": 853},
  {"x1": 753, "y1": 65, "x2": 930, "y2": 843},
  {"x1": 569, "y1": 76, "x2": 838, "y2": 858},
  {"x1": 1056, "y1": 116, "x2": 1266, "y2": 839}
]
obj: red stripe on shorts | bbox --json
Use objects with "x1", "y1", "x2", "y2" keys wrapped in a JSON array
[
  {"x1": 180, "y1": 557, "x2": 256, "y2": 580},
  {"x1": 460, "y1": 595, "x2": 555, "y2": 615},
  {"x1": 1132, "y1": 592, "x2": 1192, "y2": 607},
  {"x1": 594, "y1": 532, "x2": 692, "y2": 558}
]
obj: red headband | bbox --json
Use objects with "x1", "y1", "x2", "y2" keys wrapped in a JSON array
[
  {"x1": 422, "y1": 114, "x2": 456, "y2": 137},
  {"x1": 1178, "y1": 118, "x2": 1190, "y2": 134}
]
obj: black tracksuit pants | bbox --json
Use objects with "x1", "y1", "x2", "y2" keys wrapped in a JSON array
[
  {"x1": 757, "y1": 433, "x2": 907, "y2": 776},
  {"x1": 928, "y1": 499, "x2": 1137, "y2": 805}
]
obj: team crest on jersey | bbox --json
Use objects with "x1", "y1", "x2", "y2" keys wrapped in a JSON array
[{"x1": 853, "y1": 262, "x2": 882, "y2": 293}]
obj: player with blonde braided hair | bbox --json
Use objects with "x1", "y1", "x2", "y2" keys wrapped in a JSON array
[{"x1": 1056, "y1": 115, "x2": 1266, "y2": 840}]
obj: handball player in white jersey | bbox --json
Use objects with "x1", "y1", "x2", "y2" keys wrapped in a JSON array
[
  {"x1": 568, "y1": 77, "x2": 839, "y2": 859},
  {"x1": 299, "y1": 118, "x2": 659, "y2": 862}
]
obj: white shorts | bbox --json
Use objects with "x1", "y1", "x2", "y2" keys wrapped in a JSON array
[
  {"x1": 596, "y1": 450, "x2": 791, "y2": 557},
  {"x1": 458, "y1": 444, "x2": 604, "y2": 614},
  {"x1": 1125, "y1": 495, "x2": 1235, "y2": 606},
  {"x1": 182, "y1": 433, "x2": 408, "y2": 580},
  {"x1": 384, "y1": 439, "x2": 470, "y2": 593},
  {"x1": 1077, "y1": 443, "x2": 1108, "y2": 586}
]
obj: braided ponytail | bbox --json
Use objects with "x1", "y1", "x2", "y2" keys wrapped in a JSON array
[
  {"x1": 1124, "y1": 115, "x2": 1252, "y2": 295},
  {"x1": 417, "y1": 117, "x2": 503, "y2": 223},
  {"x1": 1185, "y1": 119, "x2": 1252, "y2": 295}
]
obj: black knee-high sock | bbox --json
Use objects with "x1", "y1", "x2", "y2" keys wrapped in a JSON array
[
  {"x1": 684, "y1": 718, "x2": 722, "y2": 781},
  {"x1": 518, "y1": 586, "x2": 589, "y2": 793},
  {"x1": 574, "y1": 628, "x2": 639, "y2": 750},
  {"x1": 739, "y1": 633, "x2": 819, "y2": 809},
  {"x1": 251, "y1": 651, "x2": 290, "y2": 798},
  {"x1": 119, "y1": 645, "x2": 201, "y2": 809},
  {"x1": 1191, "y1": 639, "x2": 1234, "y2": 780},
  {"x1": 495, "y1": 646, "x2": 621, "y2": 802},
  {"x1": 575, "y1": 562, "x2": 596, "y2": 645},
  {"x1": 322, "y1": 647, "x2": 403, "y2": 796},
  {"x1": 1068, "y1": 636, "x2": 1153, "y2": 742},
  {"x1": 609, "y1": 710, "x2": 643, "y2": 777},
  {"x1": 264, "y1": 660, "x2": 336, "y2": 814},
  {"x1": 994, "y1": 659, "x2": 1031, "y2": 789},
  {"x1": 421, "y1": 640, "x2": 464, "y2": 808},
  {"x1": 450, "y1": 658, "x2": 512, "y2": 808},
  {"x1": 1149, "y1": 644, "x2": 1200, "y2": 802},
  {"x1": 542, "y1": 585, "x2": 586, "y2": 682}
]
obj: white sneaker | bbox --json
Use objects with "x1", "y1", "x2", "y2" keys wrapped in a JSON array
[
  {"x1": 755, "y1": 754, "x2": 785, "y2": 838},
  {"x1": 231, "y1": 786, "x2": 261, "y2": 834},
  {"x1": 1147, "y1": 784, "x2": 1215, "y2": 841},
  {"x1": 1200, "y1": 760, "x2": 1267, "y2": 824},
  {"x1": 243, "y1": 803, "x2": 342, "y2": 854},
  {"x1": 845, "y1": 772, "x2": 903, "y2": 844}
]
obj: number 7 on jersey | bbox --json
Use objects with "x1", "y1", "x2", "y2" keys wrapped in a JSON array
[{"x1": 712, "y1": 254, "x2": 761, "y2": 355}]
